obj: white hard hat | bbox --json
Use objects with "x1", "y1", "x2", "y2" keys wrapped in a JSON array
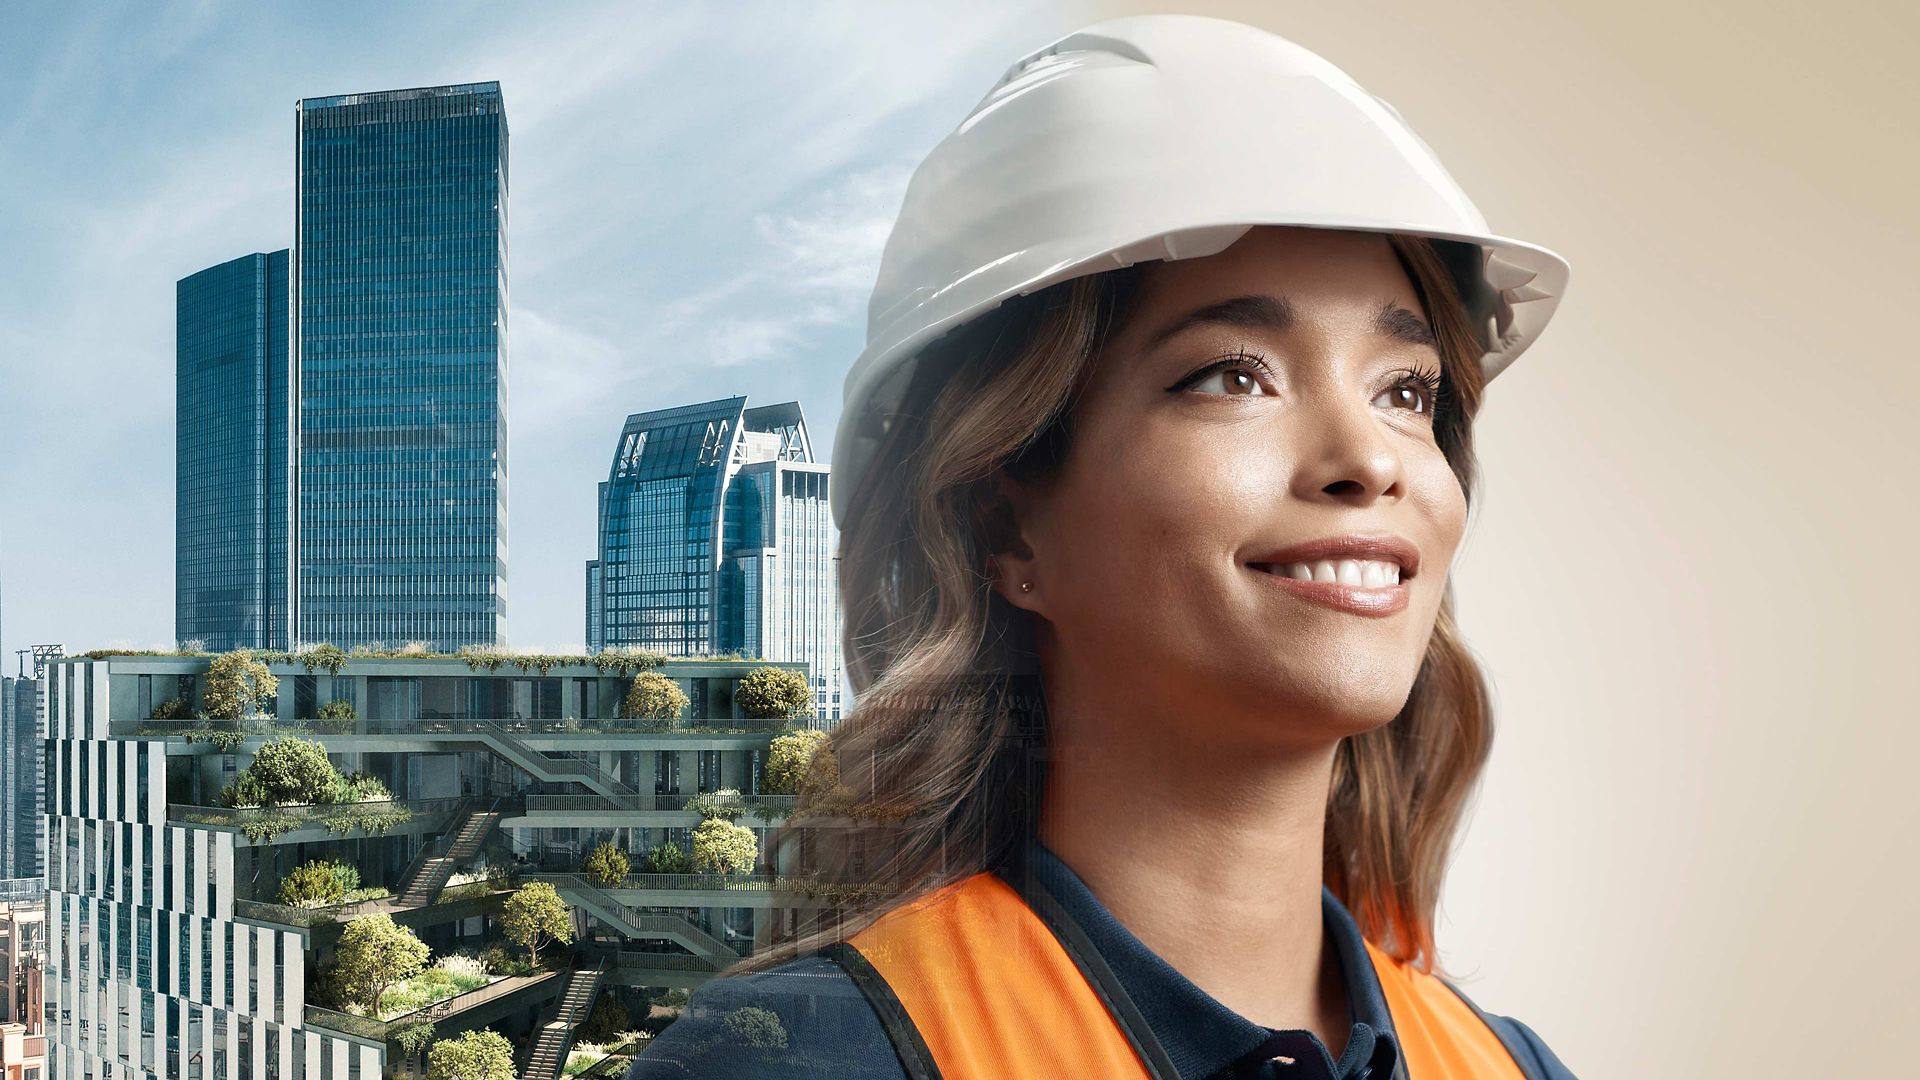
[{"x1": 831, "y1": 13, "x2": 1570, "y2": 528}]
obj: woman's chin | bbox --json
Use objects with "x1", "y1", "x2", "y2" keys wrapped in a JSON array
[{"x1": 1203, "y1": 672, "x2": 1416, "y2": 744}]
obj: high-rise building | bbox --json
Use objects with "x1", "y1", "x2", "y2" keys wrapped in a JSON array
[
  {"x1": 586, "y1": 397, "x2": 848, "y2": 722},
  {"x1": 175, "y1": 250, "x2": 293, "y2": 651},
  {"x1": 294, "y1": 83, "x2": 510, "y2": 650},
  {"x1": 1, "y1": 647, "x2": 58, "y2": 884}
]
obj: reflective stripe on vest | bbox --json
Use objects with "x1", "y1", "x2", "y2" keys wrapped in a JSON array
[{"x1": 830, "y1": 870, "x2": 1536, "y2": 1079}]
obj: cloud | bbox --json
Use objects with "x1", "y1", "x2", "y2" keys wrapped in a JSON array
[
  {"x1": 639, "y1": 163, "x2": 912, "y2": 371},
  {"x1": 753, "y1": 163, "x2": 912, "y2": 303},
  {"x1": 509, "y1": 306, "x2": 628, "y2": 429},
  {"x1": 707, "y1": 316, "x2": 806, "y2": 368}
]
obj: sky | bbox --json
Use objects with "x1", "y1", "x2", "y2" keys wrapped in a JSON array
[{"x1": 0, "y1": 0, "x2": 1094, "y2": 661}]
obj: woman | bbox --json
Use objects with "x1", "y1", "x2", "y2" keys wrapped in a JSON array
[{"x1": 630, "y1": 14, "x2": 1574, "y2": 1079}]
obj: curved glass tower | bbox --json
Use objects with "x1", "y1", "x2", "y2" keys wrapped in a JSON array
[
  {"x1": 587, "y1": 397, "x2": 847, "y2": 722},
  {"x1": 294, "y1": 82, "x2": 509, "y2": 650},
  {"x1": 175, "y1": 250, "x2": 292, "y2": 651}
]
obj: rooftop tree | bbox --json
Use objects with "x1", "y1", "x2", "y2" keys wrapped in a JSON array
[
  {"x1": 580, "y1": 840, "x2": 629, "y2": 888},
  {"x1": 644, "y1": 841, "x2": 692, "y2": 875},
  {"x1": 691, "y1": 818, "x2": 759, "y2": 876},
  {"x1": 427, "y1": 1029, "x2": 516, "y2": 1080},
  {"x1": 623, "y1": 672, "x2": 688, "y2": 724},
  {"x1": 763, "y1": 729, "x2": 835, "y2": 797},
  {"x1": 501, "y1": 881, "x2": 573, "y2": 966},
  {"x1": 277, "y1": 858, "x2": 358, "y2": 908},
  {"x1": 203, "y1": 650, "x2": 279, "y2": 721},
  {"x1": 222, "y1": 735, "x2": 339, "y2": 807},
  {"x1": 734, "y1": 666, "x2": 814, "y2": 721},
  {"x1": 332, "y1": 913, "x2": 428, "y2": 1018}
]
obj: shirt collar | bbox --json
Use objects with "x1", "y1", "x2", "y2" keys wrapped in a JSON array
[{"x1": 1021, "y1": 839, "x2": 1400, "y2": 1080}]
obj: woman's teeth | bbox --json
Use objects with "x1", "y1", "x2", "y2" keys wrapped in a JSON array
[{"x1": 1274, "y1": 559, "x2": 1402, "y2": 587}]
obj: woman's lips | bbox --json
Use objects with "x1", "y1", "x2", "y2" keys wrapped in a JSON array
[{"x1": 1247, "y1": 564, "x2": 1410, "y2": 617}]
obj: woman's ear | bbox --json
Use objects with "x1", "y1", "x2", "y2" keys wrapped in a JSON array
[{"x1": 980, "y1": 471, "x2": 1045, "y2": 613}]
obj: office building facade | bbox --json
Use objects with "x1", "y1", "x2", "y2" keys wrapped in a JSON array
[
  {"x1": 294, "y1": 83, "x2": 510, "y2": 651},
  {"x1": 175, "y1": 251, "x2": 293, "y2": 652},
  {"x1": 586, "y1": 398, "x2": 848, "y2": 722},
  {"x1": 173, "y1": 82, "x2": 511, "y2": 655}
]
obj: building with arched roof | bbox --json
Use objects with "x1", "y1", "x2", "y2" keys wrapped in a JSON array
[{"x1": 587, "y1": 397, "x2": 846, "y2": 723}]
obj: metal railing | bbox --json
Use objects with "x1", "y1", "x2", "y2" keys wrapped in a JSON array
[
  {"x1": 526, "y1": 871, "x2": 778, "y2": 893},
  {"x1": 387, "y1": 798, "x2": 476, "y2": 902},
  {"x1": 302, "y1": 1003, "x2": 390, "y2": 1042},
  {"x1": 116, "y1": 716, "x2": 790, "y2": 739},
  {"x1": 482, "y1": 727, "x2": 641, "y2": 798},
  {"x1": 607, "y1": 951, "x2": 721, "y2": 973},
  {"x1": 516, "y1": 793, "x2": 795, "y2": 821},
  {"x1": 234, "y1": 885, "x2": 511, "y2": 931},
  {"x1": 168, "y1": 796, "x2": 462, "y2": 831},
  {"x1": 525, "y1": 961, "x2": 609, "y2": 1080},
  {"x1": 395, "y1": 796, "x2": 500, "y2": 903},
  {"x1": 532, "y1": 876, "x2": 742, "y2": 961},
  {"x1": 574, "y1": 1036, "x2": 652, "y2": 1080},
  {"x1": 234, "y1": 896, "x2": 387, "y2": 929},
  {"x1": 303, "y1": 968, "x2": 563, "y2": 1042}
]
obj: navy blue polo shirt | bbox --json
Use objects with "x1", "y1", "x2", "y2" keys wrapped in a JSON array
[{"x1": 625, "y1": 841, "x2": 1574, "y2": 1079}]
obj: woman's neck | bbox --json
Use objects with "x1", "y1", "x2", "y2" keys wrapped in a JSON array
[{"x1": 1035, "y1": 690, "x2": 1353, "y2": 1055}]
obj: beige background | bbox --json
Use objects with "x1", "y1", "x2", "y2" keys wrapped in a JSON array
[{"x1": 1032, "y1": 2, "x2": 1917, "y2": 1074}]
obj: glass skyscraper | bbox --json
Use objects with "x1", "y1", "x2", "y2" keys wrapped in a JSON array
[
  {"x1": 175, "y1": 250, "x2": 293, "y2": 651},
  {"x1": 586, "y1": 397, "x2": 848, "y2": 722},
  {"x1": 2, "y1": 646, "x2": 57, "y2": 884},
  {"x1": 294, "y1": 82, "x2": 509, "y2": 650}
]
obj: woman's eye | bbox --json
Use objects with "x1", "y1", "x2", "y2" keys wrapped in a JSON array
[
  {"x1": 1188, "y1": 364, "x2": 1270, "y2": 396},
  {"x1": 1373, "y1": 373, "x2": 1440, "y2": 415},
  {"x1": 1374, "y1": 385, "x2": 1427, "y2": 412}
]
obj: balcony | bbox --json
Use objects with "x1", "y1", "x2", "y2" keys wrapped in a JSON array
[
  {"x1": 527, "y1": 870, "x2": 777, "y2": 893},
  {"x1": 515, "y1": 793, "x2": 794, "y2": 820},
  {"x1": 232, "y1": 882, "x2": 512, "y2": 934},
  {"x1": 166, "y1": 796, "x2": 464, "y2": 845},
  {"x1": 303, "y1": 966, "x2": 565, "y2": 1045},
  {"x1": 116, "y1": 715, "x2": 791, "y2": 740}
]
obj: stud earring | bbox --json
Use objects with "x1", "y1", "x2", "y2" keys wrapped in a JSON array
[{"x1": 1020, "y1": 581, "x2": 1033, "y2": 593}]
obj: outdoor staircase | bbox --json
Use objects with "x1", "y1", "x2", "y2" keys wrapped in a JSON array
[
  {"x1": 522, "y1": 963, "x2": 606, "y2": 1080},
  {"x1": 477, "y1": 727, "x2": 642, "y2": 801},
  {"x1": 555, "y1": 878, "x2": 739, "y2": 966},
  {"x1": 394, "y1": 805, "x2": 502, "y2": 907}
]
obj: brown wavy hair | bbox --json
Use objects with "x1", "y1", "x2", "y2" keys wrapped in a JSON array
[{"x1": 748, "y1": 231, "x2": 1494, "y2": 977}]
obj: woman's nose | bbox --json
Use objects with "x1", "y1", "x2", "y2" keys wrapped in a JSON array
[{"x1": 1286, "y1": 391, "x2": 1406, "y2": 503}]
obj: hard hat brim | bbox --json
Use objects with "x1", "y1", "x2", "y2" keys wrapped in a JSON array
[{"x1": 830, "y1": 220, "x2": 1568, "y2": 528}]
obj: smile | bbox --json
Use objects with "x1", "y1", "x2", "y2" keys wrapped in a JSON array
[
  {"x1": 1246, "y1": 560, "x2": 1411, "y2": 617},
  {"x1": 1255, "y1": 559, "x2": 1402, "y2": 587}
]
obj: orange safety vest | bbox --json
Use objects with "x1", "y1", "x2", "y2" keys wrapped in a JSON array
[{"x1": 823, "y1": 869, "x2": 1538, "y2": 1080}]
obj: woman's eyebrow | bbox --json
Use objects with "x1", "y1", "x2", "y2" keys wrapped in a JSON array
[
  {"x1": 1142, "y1": 294, "x2": 1436, "y2": 350},
  {"x1": 1372, "y1": 299, "x2": 1438, "y2": 348},
  {"x1": 1143, "y1": 293, "x2": 1294, "y2": 350}
]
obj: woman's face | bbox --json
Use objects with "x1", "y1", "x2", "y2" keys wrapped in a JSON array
[{"x1": 996, "y1": 225, "x2": 1470, "y2": 747}]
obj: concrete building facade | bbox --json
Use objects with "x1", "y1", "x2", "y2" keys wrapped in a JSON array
[{"x1": 40, "y1": 651, "x2": 824, "y2": 1080}]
